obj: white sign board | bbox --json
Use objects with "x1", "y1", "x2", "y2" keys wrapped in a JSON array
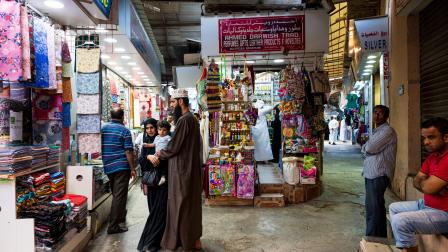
[
  {"x1": 355, "y1": 17, "x2": 389, "y2": 53},
  {"x1": 201, "y1": 9, "x2": 329, "y2": 58}
]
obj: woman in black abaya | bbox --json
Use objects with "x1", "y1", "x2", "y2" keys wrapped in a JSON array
[{"x1": 137, "y1": 119, "x2": 168, "y2": 252}]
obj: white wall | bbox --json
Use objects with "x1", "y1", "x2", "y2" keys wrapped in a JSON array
[
  {"x1": 201, "y1": 10, "x2": 329, "y2": 59},
  {"x1": 174, "y1": 66, "x2": 202, "y2": 89}
]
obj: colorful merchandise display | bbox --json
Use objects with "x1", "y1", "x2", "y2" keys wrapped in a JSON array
[
  {"x1": 203, "y1": 60, "x2": 257, "y2": 203},
  {"x1": 279, "y1": 65, "x2": 328, "y2": 186}
]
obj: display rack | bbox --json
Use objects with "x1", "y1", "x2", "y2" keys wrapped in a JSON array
[{"x1": 0, "y1": 163, "x2": 93, "y2": 252}]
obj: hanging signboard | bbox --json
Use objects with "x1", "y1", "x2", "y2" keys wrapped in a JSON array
[
  {"x1": 218, "y1": 15, "x2": 305, "y2": 53},
  {"x1": 94, "y1": 0, "x2": 113, "y2": 18},
  {"x1": 355, "y1": 16, "x2": 389, "y2": 53}
]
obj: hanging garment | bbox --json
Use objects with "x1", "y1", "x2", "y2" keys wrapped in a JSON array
[
  {"x1": 61, "y1": 78, "x2": 72, "y2": 103},
  {"x1": 56, "y1": 66, "x2": 63, "y2": 93},
  {"x1": 54, "y1": 30, "x2": 64, "y2": 67},
  {"x1": 76, "y1": 72, "x2": 99, "y2": 94},
  {"x1": 76, "y1": 114, "x2": 101, "y2": 134},
  {"x1": 0, "y1": 1, "x2": 22, "y2": 81},
  {"x1": 61, "y1": 41, "x2": 71, "y2": 63},
  {"x1": 62, "y1": 102, "x2": 70, "y2": 127},
  {"x1": 20, "y1": 6, "x2": 31, "y2": 80},
  {"x1": 61, "y1": 127, "x2": 70, "y2": 151},
  {"x1": 78, "y1": 133, "x2": 101, "y2": 154},
  {"x1": 33, "y1": 120, "x2": 62, "y2": 145},
  {"x1": 102, "y1": 79, "x2": 112, "y2": 122},
  {"x1": 28, "y1": 13, "x2": 36, "y2": 82},
  {"x1": 75, "y1": 48, "x2": 100, "y2": 73},
  {"x1": 76, "y1": 94, "x2": 100, "y2": 114},
  {"x1": 62, "y1": 62, "x2": 72, "y2": 78},
  {"x1": 251, "y1": 102, "x2": 273, "y2": 161},
  {"x1": 46, "y1": 24, "x2": 57, "y2": 89},
  {"x1": 33, "y1": 92, "x2": 63, "y2": 120},
  {"x1": 32, "y1": 18, "x2": 49, "y2": 88}
]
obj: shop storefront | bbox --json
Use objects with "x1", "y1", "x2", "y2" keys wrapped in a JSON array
[
  {"x1": 0, "y1": 0, "x2": 162, "y2": 251},
  {"x1": 199, "y1": 10, "x2": 330, "y2": 206},
  {"x1": 347, "y1": 15, "x2": 389, "y2": 142}
]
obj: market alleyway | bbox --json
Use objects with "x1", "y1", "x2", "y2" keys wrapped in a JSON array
[{"x1": 86, "y1": 142, "x2": 398, "y2": 252}]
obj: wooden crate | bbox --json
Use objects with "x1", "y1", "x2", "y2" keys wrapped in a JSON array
[
  {"x1": 283, "y1": 182, "x2": 322, "y2": 204},
  {"x1": 254, "y1": 193, "x2": 285, "y2": 208},
  {"x1": 205, "y1": 196, "x2": 254, "y2": 206},
  {"x1": 283, "y1": 183, "x2": 305, "y2": 204},
  {"x1": 260, "y1": 183, "x2": 284, "y2": 194}
]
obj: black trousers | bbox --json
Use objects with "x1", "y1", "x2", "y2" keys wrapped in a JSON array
[
  {"x1": 107, "y1": 169, "x2": 131, "y2": 231},
  {"x1": 365, "y1": 176, "x2": 389, "y2": 237}
]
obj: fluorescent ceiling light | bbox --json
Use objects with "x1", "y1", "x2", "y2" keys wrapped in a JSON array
[
  {"x1": 365, "y1": 65, "x2": 374, "y2": 68},
  {"x1": 115, "y1": 66, "x2": 123, "y2": 70},
  {"x1": 366, "y1": 60, "x2": 376, "y2": 64},
  {"x1": 132, "y1": 67, "x2": 141, "y2": 70},
  {"x1": 363, "y1": 69, "x2": 373, "y2": 72},
  {"x1": 44, "y1": 0, "x2": 64, "y2": 9},
  {"x1": 127, "y1": 62, "x2": 137, "y2": 66},
  {"x1": 142, "y1": 75, "x2": 148, "y2": 78},
  {"x1": 108, "y1": 61, "x2": 117, "y2": 65},
  {"x1": 104, "y1": 37, "x2": 117, "y2": 43},
  {"x1": 137, "y1": 72, "x2": 144, "y2": 74},
  {"x1": 362, "y1": 73, "x2": 371, "y2": 76},
  {"x1": 121, "y1": 55, "x2": 131, "y2": 60},
  {"x1": 367, "y1": 55, "x2": 377, "y2": 59},
  {"x1": 121, "y1": 72, "x2": 129, "y2": 75},
  {"x1": 215, "y1": 61, "x2": 222, "y2": 64},
  {"x1": 114, "y1": 48, "x2": 125, "y2": 52},
  {"x1": 274, "y1": 59, "x2": 285, "y2": 63},
  {"x1": 101, "y1": 55, "x2": 110, "y2": 59},
  {"x1": 246, "y1": 60, "x2": 255, "y2": 64}
]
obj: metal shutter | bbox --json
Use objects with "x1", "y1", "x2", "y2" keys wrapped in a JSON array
[
  {"x1": 420, "y1": 0, "x2": 448, "y2": 120},
  {"x1": 419, "y1": 0, "x2": 448, "y2": 161}
]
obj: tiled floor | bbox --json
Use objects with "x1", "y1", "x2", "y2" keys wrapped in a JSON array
[{"x1": 86, "y1": 141, "x2": 399, "y2": 252}]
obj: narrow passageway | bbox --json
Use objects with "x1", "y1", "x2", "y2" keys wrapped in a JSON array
[{"x1": 86, "y1": 142, "x2": 397, "y2": 252}]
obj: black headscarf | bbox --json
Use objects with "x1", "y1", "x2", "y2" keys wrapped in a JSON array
[
  {"x1": 142, "y1": 118, "x2": 158, "y2": 145},
  {"x1": 139, "y1": 118, "x2": 158, "y2": 172}
]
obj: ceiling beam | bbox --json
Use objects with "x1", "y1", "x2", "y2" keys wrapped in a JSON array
[{"x1": 150, "y1": 22, "x2": 201, "y2": 28}]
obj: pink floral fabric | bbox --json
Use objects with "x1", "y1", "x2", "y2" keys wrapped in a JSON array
[
  {"x1": 77, "y1": 94, "x2": 100, "y2": 114},
  {"x1": 20, "y1": 6, "x2": 31, "y2": 80},
  {"x1": 78, "y1": 134, "x2": 101, "y2": 154},
  {"x1": 0, "y1": 1, "x2": 22, "y2": 81}
]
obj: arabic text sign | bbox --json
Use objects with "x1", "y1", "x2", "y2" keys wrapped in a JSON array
[
  {"x1": 219, "y1": 16, "x2": 305, "y2": 53},
  {"x1": 355, "y1": 17, "x2": 389, "y2": 53}
]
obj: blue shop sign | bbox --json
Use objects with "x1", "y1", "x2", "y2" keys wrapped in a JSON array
[{"x1": 94, "y1": 0, "x2": 112, "y2": 18}]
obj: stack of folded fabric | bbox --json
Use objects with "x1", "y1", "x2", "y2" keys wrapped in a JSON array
[
  {"x1": 32, "y1": 172, "x2": 52, "y2": 202},
  {"x1": 54, "y1": 194, "x2": 88, "y2": 231},
  {"x1": 0, "y1": 146, "x2": 32, "y2": 174},
  {"x1": 49, "y1": 172, "x2": 65, "y2": 199},
  {"x1": 16, "y1": 184, "x2": 36, "y2": 211},
  {"x1": 31, "y1": 145, "x2": 49, "y2": 170},
  {"x1": 47, "y1": 146, "x2": 61, "y2": 167},
  {"x1": 19, "y1": 202, "x2": 67, "y2": 248},
  {"x1": 51, "y1": 198, "x2": 74, "y2": 230}
]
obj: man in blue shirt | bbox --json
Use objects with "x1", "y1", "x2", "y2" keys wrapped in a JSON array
[
  {"x1": 101, "y1": 108, "x2": 136, "y2": 234},
  {"x1": 362, "y1": 105, "x2": 397, "y2": 238}
]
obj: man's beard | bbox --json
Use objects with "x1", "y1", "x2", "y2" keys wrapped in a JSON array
[{"x1": 173, "y1": 105, "x2": 182, "y2": 123}]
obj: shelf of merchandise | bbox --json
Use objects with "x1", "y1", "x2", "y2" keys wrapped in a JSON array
[
  {"x1": 0, "y1": 162, "x2": 69, "y2": 251},
  {"x1": 0, "y1": 164, "x2": 60, "y2": 180}
]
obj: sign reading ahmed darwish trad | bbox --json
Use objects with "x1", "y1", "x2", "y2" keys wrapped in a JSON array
[{"x1": 218, "y1": 15, "x2": 305, "y2": 53}]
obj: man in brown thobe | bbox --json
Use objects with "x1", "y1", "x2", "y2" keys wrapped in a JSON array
[{"x1": 149, "y1": 88, "x2": 203, "y2": 251}]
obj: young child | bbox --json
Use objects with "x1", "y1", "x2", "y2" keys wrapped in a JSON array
[{"x1": 149, "y1": 120, "x2": 171, "y2": 185}]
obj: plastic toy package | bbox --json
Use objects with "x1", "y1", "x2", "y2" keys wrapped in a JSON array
[
  {"x1": 237, "y1": 165, "x2": 255, "y2": 199},
  {"x1": 209, "y1": 165, "x2": 224, "y2": 195},
  {"x1": 220, "y1": 164, "x2": 236, "y2": 196}
]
